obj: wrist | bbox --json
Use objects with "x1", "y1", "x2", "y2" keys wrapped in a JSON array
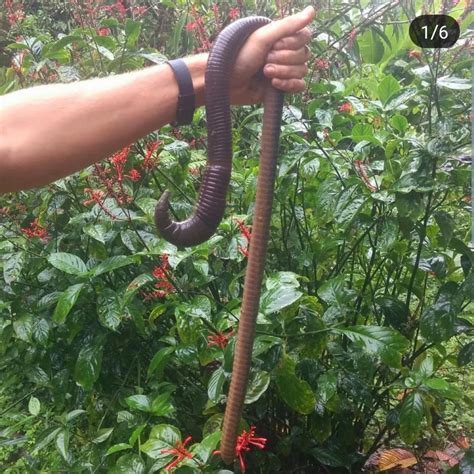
[{"x1": 182, "y1": 53, "x2": 207, "y2": 108}]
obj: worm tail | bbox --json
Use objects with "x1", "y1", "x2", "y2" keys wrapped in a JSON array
[{"x1": 220, "y1": 86, "x2": 284, "y2": 464}]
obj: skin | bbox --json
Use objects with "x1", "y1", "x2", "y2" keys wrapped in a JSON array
[{"x1": 0, "y1": 6, "x2": 315, "y2": 194}]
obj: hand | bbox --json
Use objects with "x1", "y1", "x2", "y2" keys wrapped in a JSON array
[{"x1": 230, "y1": 6, "x2": 315, "y2": 105}]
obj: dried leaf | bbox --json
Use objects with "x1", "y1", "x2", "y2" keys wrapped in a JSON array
[{"x1": 365, "y1": 448, "x2": 417, "y2": 471}]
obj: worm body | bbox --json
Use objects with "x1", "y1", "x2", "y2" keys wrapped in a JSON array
[
  {"x1": 155, "y1": 17, "x2": 284, "y2": 465},
  {"x1": 155, "y1": 17, "x2": 274, "y2": 247}
]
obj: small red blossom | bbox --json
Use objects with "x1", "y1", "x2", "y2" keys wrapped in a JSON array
[
  {"x1": 235, "y1": 219, "x2": 251, "y2": 257},
  {"x1": 126, "y1": 169, "x2": 141, "y2": 182},
  {"x1": 132, "y1": 5, "x2": 147, "y2": 17},
  {"x1": 338, "y1": 102, "x2": 352, "y2": 113},
  {"x1": 229, "y1": 7, "x2": 240, "y2": 20},
  {"x1": 161, "y1": 436, "x2": 193, "y2": 471},
  {"x1": 315, "y1": 58, "x2": 329, "y2": 70},
  {"x1": 354, "y1": 160, "x2": 377, "y2": 192},
  {"x1": 97, "y1": 27, "x2": 110, "y2": 36},
  {"x1": 147, "y1": 254, "x2": 174, "y2": 299},
  {"x1": 207, "y1": 329, "x2": 234, "y2": 349},
  {"x1": 214, "y1": 425, "x2": 267, "y2": 473},
  {"x1": 21, "y1": 218, "x2": 49, "y2": 241},
  {"x1": 142, "y1": 140, "x2": 161, "y2": 170},
  {"x1": 185, "y1": 21, "x2": 197, "y2": 31},
  {"x1": 408, "y1": 49, "x2": 422, "y2": 60},
  {"x1": 348, "y1": 28, "x2": 358, "y2": 47}
]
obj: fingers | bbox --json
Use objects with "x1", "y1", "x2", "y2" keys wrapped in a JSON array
[
  {"x1": 267, "y1": 46, "x2": 310, "y2": 65},
  {"x1": 264, "y1": 63, "x2": 308, "y2": 79},
  {"x1": 271, "y1": 78, "x2": 306, "y2": 93},
  {"x1": 272, "y1": 28, "x2": 312, "y2": 51},
  {"x1": 255, "y1": 6, "x2": 315, "y2": 47}
]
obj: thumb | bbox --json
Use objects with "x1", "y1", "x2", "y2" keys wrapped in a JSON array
[{"x1": 258, "y1": 6, "x2": 315, "y2": 45}]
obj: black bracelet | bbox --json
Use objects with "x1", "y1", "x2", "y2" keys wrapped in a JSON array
[{"x1": 166, "y1": 59, "x2": 196, "y2": 126}]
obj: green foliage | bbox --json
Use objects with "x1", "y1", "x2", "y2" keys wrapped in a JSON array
[{"x1": 0, "y1": 0, "x2": 473, "y2": 472}]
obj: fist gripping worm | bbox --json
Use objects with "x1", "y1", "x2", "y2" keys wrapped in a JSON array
[{"x1": 155, "y1": 17, "x2": 284, "y2": 464}]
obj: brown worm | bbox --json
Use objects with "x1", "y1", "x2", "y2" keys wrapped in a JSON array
[{"x1": 155, "y1": 17, "x2": 284, "y2": 464}]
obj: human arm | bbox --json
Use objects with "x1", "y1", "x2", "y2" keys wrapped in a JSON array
[{"x1": 0, "y1": 6, "x2": 315, "y2": 193}]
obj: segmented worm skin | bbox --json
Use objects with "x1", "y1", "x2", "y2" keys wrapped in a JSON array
[{"x1": 155, "y1": 17, "x2": 284, "y2": 464}]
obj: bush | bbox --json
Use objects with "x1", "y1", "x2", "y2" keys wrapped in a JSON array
[{"x1": 0, "y1": 1, "x2": 473, "y2": 472}]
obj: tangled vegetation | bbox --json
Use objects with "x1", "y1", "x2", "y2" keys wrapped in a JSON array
[{"x1": 0, "y1": 0, "x2": 473, "y2": 472}]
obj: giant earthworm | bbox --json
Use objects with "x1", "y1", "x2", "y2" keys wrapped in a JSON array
[{"x1": 155, "y1": 17, "x2": 284, "y2": 464}]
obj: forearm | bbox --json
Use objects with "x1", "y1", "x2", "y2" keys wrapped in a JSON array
[{"x1": 0, "y1": 54, "x2": 207, "y2": 193}]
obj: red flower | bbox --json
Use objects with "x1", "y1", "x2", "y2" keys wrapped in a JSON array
[
  {"x1": 185, "y1": 21, "x2": 197, "y2": 31},
  {"x1": 207, "y1": 329, "x2": 234, "y2": 349},
  {"x1": 354, "y1": 160, "x2": 377, "y2": 192},
  {"x1": 229, "y1": 7, "x2": 240, "y2": 20},
  {"x1": 146, "y1": 254, "x2": 174, "y2": 299},
  {"x1": 338, "y1": 102, "x2": 352, "y2": 113},
  {"x1": 235, "y1": 219, "x2": 251, "y2": 257},
  {"x1": 97, "y1": 27, "x2": 110, "y2": 36},
  {"x1": 161, "y1": 436, "x2": 193, "y2": 471},
  {"x1": 214, "y1": 425, "x2": 267, "y2": 473},
  {"x1": 408, "y1": 49, "x2": 422, "y2": 60},
  {"x1": 21, "y1": 218, "x2": 49, "y2": 241},
  {"x1": 142, "y1": 140, "x2": 161, "y2": 170},
  {"x1": 348, "y1": 28, "x2": 358, "y2": 47},
  {"x1": 126, "y1": 169, "x2": 141, "y2": 182},
  {"x1": 315, "y1": 58, "x2": 329, "y2": 70}
]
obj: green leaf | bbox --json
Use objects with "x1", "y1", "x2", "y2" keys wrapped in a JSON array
[
  {"x1": 424, "y1": 377, "x2": 462, "y2": 399},
  {"x1": 32, "y1": 318, "x2": 49, "y2": 345},
  {"x1": 113, "y1": 454, "x2": 145, "y2": 473},
  {"x1": 358, "y1": 29, "x2": 384, "y2": 64},
  {"x1": 28, "y1": 396, "x2": 40, "y2": 416},
  {"x1": 53, "y1": 283, "x2": 84, "y2": 323},
  {"x1": 260, "y1": 272, "x2": 302, "y2": 315},
  {"x1": 129, "y1": 424, "x2": 146, "y2": 446},
  {"x1": 125, "y1": 395, "x2": 151, "y2": 413},
  {"x1": 106, "y1": 443, "x2": 132, "y2": 456},
  {"x1": 208, "y1": 368, "x2": 226, "y2": 404},
  {"x1": 336, "y1": 326, "x2": 409, "y2": 368},
  {"x1": 124, "y1": 273, "x2": 154, "y2": 303},
  {"x1": 142, "y1": 425, "x2": 181, "y2": 460},
  {"x1": 351, "y1": 124, "x2": 375, "y2": 143},
  {"x1": 276, "y1": 356, "x2": 315, "y2": 414},
  {"x1": 310, "y1": 447, "x2": 346, "y2": 467},
  {"x1": 192, "y1": 431, "x2": 221, "y2": 464},
  {"x1": 65, "y1": 409, "x2": 86, "y2": 423},
  {"x1": 93, "y1": 427, "x2": 114, "y2": 444},
  {"x1": 399, "y1": 391, "x2": 424, "y2": 444},
  {"x1": 90, "y1": 255, "x2": 137, "y2": 278},
  {"x1": 13, "y1": 315, "x2": 33, "y2": 342},
  {"x1": 376, "y1": 296, "x2": 409, "y2": 331},
  {"x1": 32, "y1": 427, "x2": 62, "y2": 455},
  {"x1": 378, "y1": 75, "x2": 400, "y2": 105},
  {"x1": 97, "y1": 288, "x2": 122, "y2": 331},
  {"x1": 316, "y1": 371, "x2": 337, "y2": 404},
  {"x1": 317, "y1": 276, "x2": 354, "y2": 308},
  {"x1": 3, "y1": 251, "x2": 25, "y2": 284},
  {"x1": 458, "y1": 341, "x2": 474, "y2": 366},
  {"x1": 74, "y1": 339, "x2": 103, "y2": 390},
  {"x1": 420, "y1": 296, "x2": 456, "y2": 343},
  {"x1": 389, "y1": 114, "x2": 408, "y2": 133},
  {"x1": 55, "y1": 430, "x2": 69, "y2": 462},
  {"x1": 147, "y1": 347, "x2": 174, "y2": 380},
  {"x1": 149, "y1": 424, "x2": 181, "y2": 445},
  {"x1": 125, "y1": 19, "x2": 141, "y2": 48},
  {"x1": 151, "y1": 392, "x2": 174, "y2": 416},
  {"x1": 245, "y1": 370, "x2": 270, "y2": 404},
  {"x1": 437, "y1": 76, "x2": 471, "y2": 90},
  {"x1": 48, "y1": 252, "x2": 87, "y2": 275}
]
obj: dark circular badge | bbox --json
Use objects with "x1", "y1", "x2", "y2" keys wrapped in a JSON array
[{"x1": 409, "y1": 15, "x2": 460, "y2": 48}]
